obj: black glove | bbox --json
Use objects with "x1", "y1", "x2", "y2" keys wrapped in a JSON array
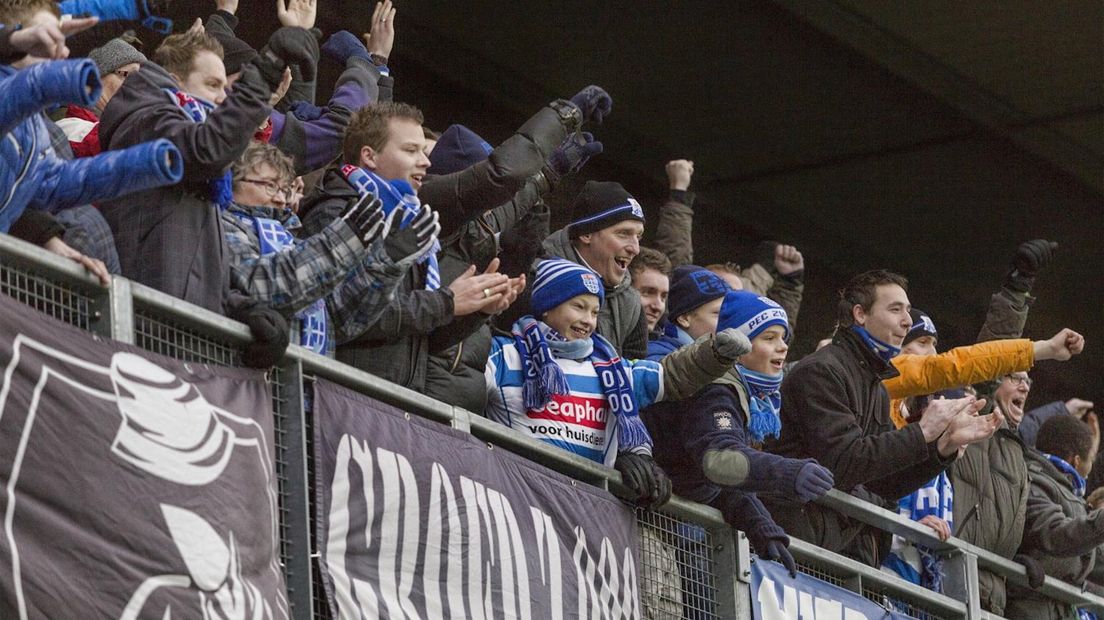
[
  {"x1": 1015, "y1": 553, "x2": 1046, "y2": 589},
  {"x1": 258, "y1": 27, "x2": 317, "y2": 85},
  {"x1": 1005, "y1": 239, "x2": 1057, "y2": 293},
  {"x1": 241, "y1": 307, "x2": 289, "y2": 369},
  {"x1": 384, "y1": 205, "x2": 440, "y2": 267},
  {"x1": 568, "y1": 85, "x2": 612, "y2": 124},
  {"x1": 763, "y1": 540, "x2": 797, "y2": 578},
  {"x1": 339, "y1": 193, "x2": 389, "y2": 247},
  {"x1": 615, "y1": 453, "x2": 672, "y2": 509}
]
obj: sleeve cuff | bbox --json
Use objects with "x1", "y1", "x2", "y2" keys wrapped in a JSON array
[{"x1": 668, "y1": 189, "x2": 695, "y2": 209}]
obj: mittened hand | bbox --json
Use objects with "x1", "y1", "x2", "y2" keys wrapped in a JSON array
[
  {"x1": 548, "y1": 132, "x2": 603, "y2": 176},
  {"x1": 1015, "y1": 554, "x2": 1046, "y2": 589},
  {"x1": 1012, "y1": 239, "x2": 1058, "y2": 277},
  {"x1": 793, "y1": 461, "x2": 834, "y2": 502},
  {"x1": 241, "y1": 307, "x2": 289, "y2": 368},
  {"x1": 322, "y1": 30, "x2": 371, "y2": 65},
  {"x1": 289, "y1": 100, "x2": 324, "y2": 121},
  {"x1": 713, "y1": 328, "x2": 752, "y2": 361},
  {"x1": 615, "y1": 453, "x2": 672, "y2": 509},
  {"x1": 763, "y1": 540, "x2": 797, "y2": 578},
  {"x1": 264, "y1": 27, "x2": 318, "y2": 82},
  {"x1": 569, "y1": 85, "x2": 612, "y2": 124}
]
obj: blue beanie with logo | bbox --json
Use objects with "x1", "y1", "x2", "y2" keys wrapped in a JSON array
[
  {"x1": 717, "y1": 291, "x2": 790, "y2": 341},
  {"x1": 531, "y1": 258, "x2": 605, "y2": 317},
  {"x1": 427, "y1": 124, "x2": 493, "y2": 175},
  {"x1": 667, "y1": 265, "x2": 732, "y2": 320}
]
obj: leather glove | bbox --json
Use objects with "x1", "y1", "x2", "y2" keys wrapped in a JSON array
[
  {"x1": 1005, "y1": 239, "x2": 1057, "y2": 292},
  {"x1": 260, "y1": 27, "x2": 317, "y2": 83},
  {"x1": 794, "y1": 461, "x2": 834, "y2": 502},
  {"x1": 569, "y1": 85, "x2": 612, "y2": 124},
  {"x1": 321, "y1": 30, "x2": 371, "y2": 65},
  {"x1": 615, "y1": 453, "x2": 672, "y2": 509},
  {"x1": 712, "y1": 328, "x2": 752, "y2": 361},
  {"x1": 384, "y1": 205, "x2": 440, "y2": 267},
  {"x1": 340, "y1": 193, "x2": 390, "y2": 247},
  {"x1": 241, "y1": 307, "x2": 289, "y2": 369},
  {"x1": 763, "y1": 540, "x2": 797, "y2": 578},
  {"x1": 289, "y1": 100, "x2": 324, "y2": 121},
  {"x1": 1015, "y1": 553, "x2": 1046, "y2": 589},
  {"x1": 548, "y1": 132, "x2": 603, "y2": 176}
]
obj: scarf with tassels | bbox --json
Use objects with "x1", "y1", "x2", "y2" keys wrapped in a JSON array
[
  {"x1": 1045, "y1": 453, "x2": 1087, "y2": 498},
  {"x1": 165, "y1": 88, "x2": 233, "y2": 209},
  {"x1": 512, "y1": 316, "x2": 653, "y2": 455},
  {"x1": 852, "y1": 325, "x2": 901, "y2": 363},
  {"x1": 736, "y1": 366, "x2": 783, "y2": 443}
]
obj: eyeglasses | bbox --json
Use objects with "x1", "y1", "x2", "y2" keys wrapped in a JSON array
[
  {"x1": 1005, "y1": 374, "x2": 1032, "y2": 387},
  {"x1": 240, "y1": 178, "x2": 293, "y2": 201},
  {"x1": 113, "y1": 68, "x2": 133, "y2": 79}
]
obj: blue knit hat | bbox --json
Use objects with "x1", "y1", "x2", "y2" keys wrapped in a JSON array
[
  {"x1": 903, "y1": 308, "x2": 937, "y2": 346},
  {"x1": 667, "y1": 265, "x2": 731, "y2": 320},
  {"x1": 718, "y1": 291, "x2": 790, "y2": 341},
  {"x1": 531, "y1": 258, "x2": 604, "y2": 317},
  {"x1": 427, "y1": 124, "x2": 492, "y2": 175}
]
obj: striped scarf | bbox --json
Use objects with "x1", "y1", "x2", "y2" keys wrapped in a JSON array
[
  {"x1": 340, "y1": 165, "x2": 440, "y2": 290},
  {"x1": 1045, "y1": 453, "x2": 1087, "y2": 498},
  {"x1": 851, "y1": 325, "x2": 901, "y2": 363},
  {"x1": 164, "y1": 88, "x2": 233, "y2": 209},
  {"x1": 735, "y1": 366, "x2": 782, "y2": 443},
  {"x1": 511, "y1": 317, "x2": 653, "y2": 456}
]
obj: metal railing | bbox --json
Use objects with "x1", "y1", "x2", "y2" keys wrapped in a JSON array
[{"x1": 2, "y1": 232, "x2": 1102, "y2": 619}]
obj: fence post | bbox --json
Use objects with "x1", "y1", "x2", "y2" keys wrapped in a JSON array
[
  {"x1": 100, "y1": 277, "x2": 135, "y2": 344},
  {"x1": 272, "y1": 359, "x2": 315, "y2": 618},
  {"x1": 943, "y1": 549, "x2": 982, "y2": 619}
]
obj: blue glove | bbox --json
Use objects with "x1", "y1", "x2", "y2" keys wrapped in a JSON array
[
  {"x1": 58, "y1": 0, "x2": 171, "y2": 33},
  {"x1": 289, "y1": 100, "x2": 324, "y2": 121},
  {"x1": 569, "y1": 85, "x2": 612, "y2": 124},
  {"x1": 794, "y1": 461, "x2": 834, "y2": 502},
  {"x1": 321, "y1": 30, "x2": 371, "y2": 65},
  {"x1": 548, "y1": 132, "x2": 603, "y2": 176},
  {"x1": 763, "y1": 540, "x2": 797, "y2": 578}
]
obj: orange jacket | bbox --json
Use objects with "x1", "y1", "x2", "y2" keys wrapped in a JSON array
[{"x1": 884, "y1": 339, "x2": 1034, "y2": 429}]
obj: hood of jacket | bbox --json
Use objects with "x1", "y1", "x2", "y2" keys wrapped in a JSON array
[{"x1": 98, "y1": 61, "x2": 182, "y2": 148}]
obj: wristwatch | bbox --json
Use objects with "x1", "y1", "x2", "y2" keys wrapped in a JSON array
[{"x1": 548, "y1": 99, "x2": 582, "y2": 128}]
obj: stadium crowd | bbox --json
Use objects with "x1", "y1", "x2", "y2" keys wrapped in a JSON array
[{"x1": 0, "y1": 0, "x2": 1099, "y2": 617}]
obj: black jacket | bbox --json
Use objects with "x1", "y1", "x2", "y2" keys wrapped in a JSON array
[
  {"x1": 99, "y1": 62, "x2": 272, "y2": 314},
  {"x1": 765, "y1": 327, "x2": 953, "y2": 565}
]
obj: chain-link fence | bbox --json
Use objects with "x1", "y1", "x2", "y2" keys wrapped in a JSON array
[{"x1": 2, "y1": 234, "x2": 1102, "y2": 619}]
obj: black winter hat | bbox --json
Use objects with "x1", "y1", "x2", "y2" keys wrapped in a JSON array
[
  {"x1": 667, "y1": 264, "x2": 731, "y2": 321},
  {"x1": 427, "y1": 124, "x2": 492, "y2": 176},
  {"x1": 568, "y1": 180, "x2": 644, "y2": 237},
  {"x1": 903, "y1": 308, "x2": 937, "y2": 346}
]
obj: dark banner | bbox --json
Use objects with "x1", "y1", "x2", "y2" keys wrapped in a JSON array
[
  {"x1": 751, "y1": 555, "x2": 911, "y2": 619},
  {"x1": 0, "y1": 293, "x2": 288, "y2": 619},
  {"x1": 314, "y1": 378, "x2": 642, "y2": 619}
]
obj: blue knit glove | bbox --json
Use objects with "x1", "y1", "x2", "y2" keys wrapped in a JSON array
[
  {"x1": 321, "y1": 30, "x2": 371, "y2": 65},
  {"x1": 763, "y1": 540, "x2": 797, "y2": 578},
  {"x1": 548, "y1": 132, "x2": 603, "y2": 176},
  {"x1": 569, "y1": 85, "x2": 612, "y2": 124},
  {"x1": 289, "y1": 100, "x2": 324, "y2": 121},
  {"x1": 794, "y1": 462, "x2": 834, "y2": 502},
  {"x1": 58, "y1": 0, "x2": 172, "y2": 33}
]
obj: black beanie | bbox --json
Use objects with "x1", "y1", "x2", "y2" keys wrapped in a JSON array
[
  {"x1": 903, "y1": 308, "x2": 937, "y2": 346},
  {"x1": 667, "y1": 265, "x2": 731, "y2": 320},
  {"x1": 568, "y1": 180, "x2": 644, "y2": 237},
  {"x1": 209, "y1": 31, "x2": 258, "y2": 75},
  {"x1": 427, "y1": 125, "x2": 492, "y2": 175}
]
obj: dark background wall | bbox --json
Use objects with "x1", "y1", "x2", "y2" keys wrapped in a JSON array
[{"x1": 99, "y1": 0, "x2": 1103, "y2": 408}]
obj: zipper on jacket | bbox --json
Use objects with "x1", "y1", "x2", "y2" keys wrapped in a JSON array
[
  {"x1": 449, "y1": 341, "x2": 464, "y2": 373},
  {"x1": 1, "y1": 130, "x2": 35, "y2": 214},
  {"x1": 959, "y1": 503, "x2": 980, "y2": 533}
]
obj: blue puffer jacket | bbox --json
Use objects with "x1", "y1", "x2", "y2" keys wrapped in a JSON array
[{"x1": 0, "y1": 59, "x2": 184, "y2": 233}]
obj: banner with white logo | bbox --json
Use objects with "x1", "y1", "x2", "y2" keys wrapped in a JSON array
[
  {"x1": 752, "y1": 555, "x2": 911, "y2": 619},
  {"x1": 0, "y1": 292, "x2": 288, "y2": 619},
  {"x1": 313, "y1": 379, "x2": 642, "y2": 619}
]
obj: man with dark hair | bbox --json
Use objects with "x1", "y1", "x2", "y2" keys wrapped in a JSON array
[
  {"x1": 629, "y1": 246, "x2": 671, "y2": 335},
  {"x1": 1007, "y1": 414, "x2": 1104, "y2": 619},
  {"x1": 765, "y1": 269, "x2": 1001, "y2": 566}
]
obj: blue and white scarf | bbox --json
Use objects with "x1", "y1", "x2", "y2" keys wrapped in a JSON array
[
  {"x1": 341, "y1": 164, "x2": 441, "y2": 290},
  {"x1": 233, "y1": 210, "x2": 329, "y2": 355},
  {"x1": 852, "y1": 325, "x2": 901, "y2": 363},
  {"x1": 735, "y1": 366, "x2": 782, "y2": 443},
  {"x1": 512, "y1": 316, "x2": 653, "y2": 455},
  {"x1": 909, "y1": 472, "x2": 953, "y2": 593},
  {"x1": 165, "y1": 89, "x2": 233, "y2": 208},
  {"x1": 1045, "y1": 453, "x2": 1087, "y2": 498}
]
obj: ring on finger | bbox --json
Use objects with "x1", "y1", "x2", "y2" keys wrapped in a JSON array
[{"x1": 482, "y1": 288, "x2": 490, "y2": 299}]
